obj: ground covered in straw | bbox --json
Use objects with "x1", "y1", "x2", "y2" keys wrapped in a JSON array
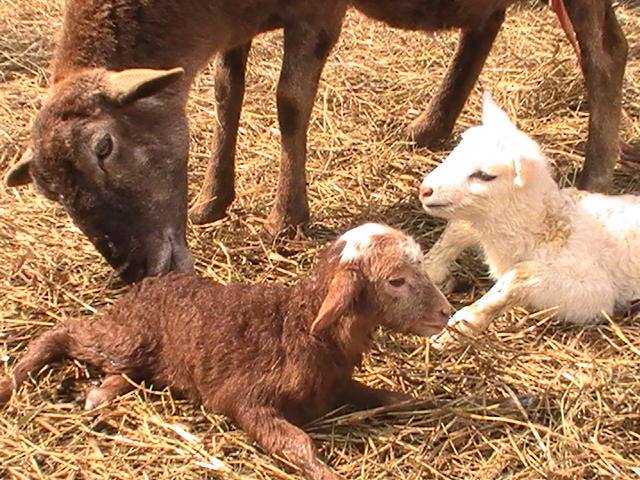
[{"x1": 1, "y1": 1, "x2": 640, "y2": 479}]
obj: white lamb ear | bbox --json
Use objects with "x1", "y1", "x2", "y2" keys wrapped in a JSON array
[
  {"x1": 513, "y1": 145, "x2": 545, "y2": 188},
  {"x1": 482, "y1": 92, "x2": 516, "y2": 131},
  {"x1": 513, "y1": 157, "x2": 531, "y2": 188}
]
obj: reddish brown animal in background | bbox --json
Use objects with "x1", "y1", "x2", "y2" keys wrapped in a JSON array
[
  {"x1": 3, "y1": 0, "x2": 631, "y2": 283},
  {"x1": 0, "y1": 223, "x2": 452, "y2": 480},
  {"x1": 207, "y1": 0, "x2": 631, "y2": 223}
]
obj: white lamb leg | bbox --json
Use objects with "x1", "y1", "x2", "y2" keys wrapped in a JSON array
[
  {"x1": 424, "y1": 220, "x2": 477, "y2": 289},
  {"x1": 431, "y1": 262, "x2": 537, "y2": 348}
]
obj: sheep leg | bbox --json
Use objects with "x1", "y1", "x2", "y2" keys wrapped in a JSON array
[
  {"x1": 407, "y1": 9, "x2": 506, "y2": 148},
  {"x1": 563, "y1": 0, "x2": 628, "y2": 192},
  {"x1": 1, "y1": 318, "x2": 153, "y2": 407},
  {"x1": 85, "y1": 374, "x2": 136, "y2": 410},
  {"x1": 340, "y1": 379, "x2": 412, "y2": 410},
  {"x1": 267, "y1": 17, "x2": 343, "y2": 235},
  {"x1": 233, "y1": 406, "x2": 343, "y2": 480},
  {"x1": 190, "y1": 43, "x2": 251, "y2": 225},
  {"x1": 424, "y1": 220, "x2": 478, "y2": 290},
  {"x1": 431, "y1": 263, "x2": 535, "y2": 348},
  {"x1": 0, "y1": 323, "x2": 71, "y2": 405},
  {"x1": 549, "y1": 0, "x2": 580, "y2": 59}
]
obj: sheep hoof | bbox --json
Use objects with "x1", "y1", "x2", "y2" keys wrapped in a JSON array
[
  {"x1": 430, "y1": 308, "x2": 482, "y2": 350},
  {"x1": 406, "y1": 117, "x2": 452, "y2": 149},
  {"x1": 0, "y1": 377, "x2": 14, "y2": 405},
  {"x1": 382, "y1": 391, "x2": 414, "y2": 406},
  {"x1": 429, "y1": 330, "x2": 454, "y2": 351},
  {"x1": 621, "y1": 141, "x2": 640, "y2": 163},
  {"x1": 265, "y1": 209, "x2": 309, "y2": 239},
  {"x1": 575, "y1": 170, "x2": 612, "y2": 194},
  {"x1": 188, "y1": 199, "x2": 231, "y2": 225},
  {"x1": 84, "y1": 388, "x2": 109, "y2": 410}
]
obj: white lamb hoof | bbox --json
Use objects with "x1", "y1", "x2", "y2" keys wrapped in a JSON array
[
  {"x1": 430, "y1": 329, "x2": 454, "y2": 350},
  {"x1": 430, "y1": 307, "x2": 481, "y2": 349}
]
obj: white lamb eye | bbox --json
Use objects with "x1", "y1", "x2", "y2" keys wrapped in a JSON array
[{"x1": 469, "y1": 170, "x2": 497, "y2": 182}]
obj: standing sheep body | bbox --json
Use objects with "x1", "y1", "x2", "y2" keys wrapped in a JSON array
[
  {"x1": 0, "y1": 223, "x2": 451, "y2": 480},
  {"x1": 419, "y1": 94, "x2": 640, "y2": 345},
  {"x1": 4, "y1": 0, "x2": 631, "y2": 283}
]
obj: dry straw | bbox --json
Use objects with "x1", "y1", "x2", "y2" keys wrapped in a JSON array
[{"x1": 1, "y1": 0, "x2": 639, "y2": 478}]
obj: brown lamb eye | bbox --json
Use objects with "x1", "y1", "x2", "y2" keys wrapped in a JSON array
[
  {"x1": 389, "y1": 278, "x2": 406, "y2": 288},
  {"x1": 95, "y1": 133, "x2": 113, "y2": 161}
]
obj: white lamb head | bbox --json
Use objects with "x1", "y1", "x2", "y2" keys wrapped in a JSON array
[{"x1": 419, "y1": 93, "x2": 550, "y2": 220}]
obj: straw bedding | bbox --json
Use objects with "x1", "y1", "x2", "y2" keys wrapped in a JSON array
[{"x1": 1, "y1": 0, "x2": 639, "y2": 478}]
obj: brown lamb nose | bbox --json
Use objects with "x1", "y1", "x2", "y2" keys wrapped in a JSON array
[{"x1": 0, "y1": 223, "x2": 451, "y2": 480}]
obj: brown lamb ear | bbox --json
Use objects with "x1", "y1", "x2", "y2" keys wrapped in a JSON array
[
  {"x1": 311, "y1": 266, "x2": 364, "y2": 336},
  {"x1": 5, "y1": 148, "x2": 34, "y2": 187},
  {"x1": 103, "y1": 67, "x2": 185, "y2": 106}
]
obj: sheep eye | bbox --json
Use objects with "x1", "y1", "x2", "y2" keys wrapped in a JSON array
[
  {"x1": 388, "y1": 278, "x2": 406, "y2": 288},
  {"x1": 95, "y1": 133, "x2": 113, "y2": 161},
  {"x1": 469, "y1": 170, "x2": 497, "y2": 182}
]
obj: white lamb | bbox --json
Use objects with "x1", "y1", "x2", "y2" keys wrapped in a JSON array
[{"x1": 419, "y1": 93, "x2": 640, "y2": 346}]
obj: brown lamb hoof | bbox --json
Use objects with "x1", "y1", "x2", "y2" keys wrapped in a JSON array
[
  {"x1": 380, "y1": 390, "x2": 414, "y2": 406},
  {"x1": 406, "y1": 115, "x2": 453, "y2": 149},
  {"x1": 188, "y1": 196, "x2": 233, "y2": 225},
  {"x1": 0, "y1": 377, "x2": 14, "y2": 405}
]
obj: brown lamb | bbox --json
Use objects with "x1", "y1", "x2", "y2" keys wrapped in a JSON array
[
  {"x1": 0, "y1": 223, "x2": 452, "y2": 480},
  {"x1": 4, "y1": 0, "x2": 631, "y2": 283}
]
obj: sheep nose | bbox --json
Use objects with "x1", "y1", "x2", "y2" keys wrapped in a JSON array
[
  {"x1": 419, "y1": 185, "x2": 434, "y2": 202},
  {"x1": 439, "y1": 304, "x2": 454, "y2": 321}
]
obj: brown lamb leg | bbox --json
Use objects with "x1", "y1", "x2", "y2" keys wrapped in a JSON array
[
  {"x1": 0, "y1": 316, "x2": 152, "y2": 407},
  {"x1": 84, "y1": 374, "x2": 136, "y2": 410},
  {"x1": 0, "y1": 324, "x2": 70, "y2": 404},
  {"x1": 407, "y1": 9, "x2": 506, "y2": 149},
  {"x1": 564, "y1": 0, "x2": 628, "y2": 192},
  {"x1": 266, "y1": 16, "x2": 343, "y2": 235},
  {"x1": 232, "y1": 405, "x2": 344, "y2": 480},
  {"x1": 340, "y1": 379, "x2": 412, "y2": 410},
  {"x1": 190, "y1": 43, "x2": 252, "y2": 225}
]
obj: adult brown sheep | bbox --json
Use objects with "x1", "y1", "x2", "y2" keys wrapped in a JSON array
[{"x1": 3, "y1": 0, "x2": 630, "y2": 282}]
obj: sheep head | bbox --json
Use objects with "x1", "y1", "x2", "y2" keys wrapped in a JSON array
[
  {"x1": 4, "y1": 67, "x2": 193, "y2": 283},
  {"x1": 311, "y1": 223, "x2": 452, "y2": 338},
  {"x1": 419, "y1": 93, "x2": 551, "y2": 221}
]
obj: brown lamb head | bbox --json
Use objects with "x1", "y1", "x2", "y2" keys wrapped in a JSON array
[
  {"x1": 311, "y1": 223, "x2": 453, "y2": 338},
  {"x1": 5, "y1": 67, "x2": 193, "y2": 282}
]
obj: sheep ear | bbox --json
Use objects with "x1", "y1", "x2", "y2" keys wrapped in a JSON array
[
  {"x1": 514, "y1": 155, "x2": 542, "y2": 187},
  {"x1": 103, "y1": 67, "x2": 184, "y2": 106},
  {"x1": 5, "y1": 148, "x2": 34, "y2": 187},
  {"x1": 311, "y1": 267, "x2": 364, "y2": 335},
  {"x1": 513, "y1": 139, "x2": 546, "y2": 187},
  {"x1": 482, "y1": 92, "x2": 515, "y2": 130}
]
